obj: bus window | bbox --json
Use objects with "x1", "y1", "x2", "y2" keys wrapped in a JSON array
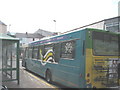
[
  {"x1": 28, "y1": 47, "x2": 33, "y2": 59},
  {"x1": 92, "y1": 31, "x2": 119, "y2": 56},
  {"x1": 40, "y1": 44, "x2": 56, "y2": 63},
  {"x1": 32, "y1": 47, "x2": 39, "y2": 59},
  {"x1": 61, "y1": 40, "x2": 75, "y2": 59},
  {"x1": 25, "y1": 48, "x2": 29, "y2": 59},
  {"x1": 54, "y1": 43, "x2": 61, "y2": 62},
  {"x1": 82, "y1": 40, "x2": 85, "y2": 56},
  {"x1": 44, "y1": 44, "x2": 53, "y2": 54},
  {"x1": 38, "y1": 45, "x2": 44, "y2": 60}
]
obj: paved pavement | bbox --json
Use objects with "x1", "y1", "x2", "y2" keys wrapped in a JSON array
[{"x1": 3, "y1": 61, "x2": 58, "y2": 88}]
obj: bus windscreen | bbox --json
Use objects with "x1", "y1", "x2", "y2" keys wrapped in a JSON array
[{"x1": 92, "y1": 31, "x2": 119, "y2": 56}]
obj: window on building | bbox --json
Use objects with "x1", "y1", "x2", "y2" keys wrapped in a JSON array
[{"x1": 105, "y1": 22, "x2": 119, "y2": 32}]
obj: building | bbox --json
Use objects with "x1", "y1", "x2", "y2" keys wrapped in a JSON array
[
  {"x1": 65, "y1": 16, "x2": 120, "y2": 33},
  {"x1": 0, "y1": 21, "x2": 7, "y2": 34},
  {"x1": 15, "y1": 32, "x2": 44, "y2": 46},
  {"x1": 34, "y1": 29, "x2": 58, "y2": 36},
  {"x1": 104, "y1": 17, "x2": 119, "y2": 32},
  {"x1": 118, "y1": 1, "x2": 120, "y2": 16},
  {"x1": 9, "y1": 29, "x2": 58, "y2": 47}
]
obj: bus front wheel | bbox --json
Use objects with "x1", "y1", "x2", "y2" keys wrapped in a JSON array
[{"x1": 45, "y1": 70, "x2": 52, "y2": 83}]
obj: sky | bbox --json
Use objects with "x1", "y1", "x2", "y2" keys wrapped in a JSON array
[{"x1": 0, "y1": 0, "x2": 120, "y2": 33}]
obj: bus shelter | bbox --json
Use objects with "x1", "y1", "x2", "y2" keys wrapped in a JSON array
[{"x1": 0, "y1": 34, "x2": 19, "y2": 84}]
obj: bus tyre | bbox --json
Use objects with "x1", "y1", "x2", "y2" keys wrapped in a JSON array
[{"x1": 46, "y1": 70, "x2": 52, "y2": 83}]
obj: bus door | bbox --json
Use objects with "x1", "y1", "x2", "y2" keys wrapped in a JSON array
[{"x1": 22, "y1": 48, "x2": 28, "y2": 67}]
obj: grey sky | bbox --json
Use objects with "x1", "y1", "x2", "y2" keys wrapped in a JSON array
[{"x1": 0, "y1": 0, "x2": 119, "y2": 33}]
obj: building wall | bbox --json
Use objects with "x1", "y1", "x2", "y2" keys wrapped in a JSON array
[
  {"x1": 118, "y1": 1, "x2": 120, "y2": 16},
  {"x1": 85, "y1": 21, "x2": 104, "y2": 30},
  {"x1": 79, "y1": 17, "x2": 120, "y2": 33},
  {"x1": 104, "y1": 17, "x2": 120, "y2": 32},
  {"x1": 0, "y1": 24, "x2": 7, "y2": 33},
  {"x1": 20, "y1": 37, "x2": 40, "y2": 46}
]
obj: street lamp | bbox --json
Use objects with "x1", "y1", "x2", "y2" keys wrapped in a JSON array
[
  {"x1": 9, "y1": 24, "x2": 11, "y2": 31},
  {"x1": 53, "y1": 20, "x2": 56, "y2": 31}
]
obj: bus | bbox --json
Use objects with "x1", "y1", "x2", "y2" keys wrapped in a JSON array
[{"x1": 22, "y1": 28, "x2": 119, "y2": 88}]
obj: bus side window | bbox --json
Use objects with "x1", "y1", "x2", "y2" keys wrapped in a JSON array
[
  {"x1": 44, "y1": 44, "x2": 53, "y2": 54},
  {"x1": 38, "y1": 45, "x2": 44, "y2": 60},
  {"x1": 54, "y1": 43, "x2": 61, "y2": 62},
  {"x1": 28, "y1": 47, "x2": 33, "y2": 59},
  {"x1": 25, "y1": 48, "x2": 28, "y2": 59},
  {"x1": 83, "y1": 40, "x2": 85, "y2": 56},
  {"x1": 22, "y1": 48, "x2": 26, "y2": 59},
  {"x1": 60, "y1": 40, "x2": 75, "y2": 59},
  {"x1": 32, "y1": 47, "x2": 39, "y2": 59}
]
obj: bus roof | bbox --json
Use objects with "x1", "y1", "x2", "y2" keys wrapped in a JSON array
[
  {"x1": 29, "y1": 28, "x2": 118, "y2": 46},
  {"x1": 86, "y1": 28, "x2": 118, "y2": 34}
]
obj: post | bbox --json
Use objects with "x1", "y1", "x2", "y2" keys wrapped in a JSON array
[
  {"x1": 119, "y1": 1, "x2": 120, "y2": 16},
  {"x1": 53, "y1": 20, "x2": 56, "y2": 31},
  {"x1": 0, "y1": 40, "x2": 2, "y2": 89},
  {"x1": 9, "y1": 24, "x2": 11, "y2": 31},
  {"x1": 17, "y1": 40, "x2": 20, "y2": 85}
]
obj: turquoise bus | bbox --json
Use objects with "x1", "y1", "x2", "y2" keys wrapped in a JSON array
[{"x1": 22, "y1": 28, "x2": 119, "y2": 88}]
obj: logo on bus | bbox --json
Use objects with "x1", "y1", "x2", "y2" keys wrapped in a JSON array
[{"x1": 39, "y1": 49, "x2": 56, "y2": 65}]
